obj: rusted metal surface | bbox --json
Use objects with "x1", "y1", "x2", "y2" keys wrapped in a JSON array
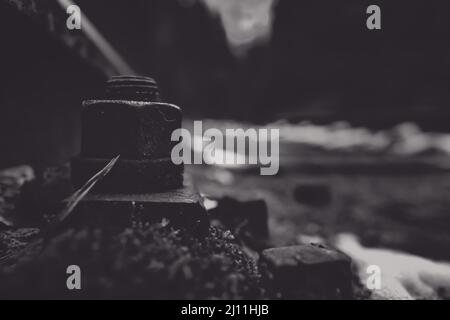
[
  {"x1": 74, "y1": 76, "x2": 183, "y2": 193},
  {"x1": 71, "y1": 75, "x2": 207, "y2": 229}
]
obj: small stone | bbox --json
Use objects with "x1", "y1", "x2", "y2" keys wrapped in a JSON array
[
  {"x1": 260, "y1": 243, "x2": 353, "y2": 299},
  {"x1": 293, "y1": 183, "x2": 332, "y2": 207}
]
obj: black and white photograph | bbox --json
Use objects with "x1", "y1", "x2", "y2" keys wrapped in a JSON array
[{"x1": 1, "y1": 0, "x2": 450, "y2": 304}]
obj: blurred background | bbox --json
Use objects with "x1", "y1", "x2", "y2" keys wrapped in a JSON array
[{"x1": 2, "y1": 0, "x2": 450, "y2": 166}]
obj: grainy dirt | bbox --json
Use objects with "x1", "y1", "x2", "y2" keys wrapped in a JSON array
[{"x1": 0, "y1": 223, "x2": 262, "y2": 299}]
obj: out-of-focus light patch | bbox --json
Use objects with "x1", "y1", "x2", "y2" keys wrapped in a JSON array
[
  {"x1": 270, "y1": 121, "x2": 392, "y2": 151},
  {"x1": 198, "y1": 0, "x2": 278, "y2": 57},
  {"x1": 202, "y1": 196, "x2": 219, "y2": 210},
  {"x1": 0, "y1": 165, "x2": 35, "y2": 227},
  {"x1": 0, "y1": 165, "x2": 35, "y2": 185},
  {"x1": 192, "y1": 135, "x2": 248, "y2": 168},
  {"x1": 207, "y1": 169, "x2": 235, "y2": 185},
  {"x1": 335, "y1": 233, "x2": 450, "y2": 300},
  {"x1": 270, "y1": 120, "x2": 450, "y2": 156},
  {"x1": 390, "y1": 123, "x2": 433, "y2": 155}
]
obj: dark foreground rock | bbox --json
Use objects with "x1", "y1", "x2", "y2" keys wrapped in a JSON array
[
  {"x1": 0, "y1": 223, "x2": 262, "y2": 299},
  {"x1": 260, "y1": 243, "x2": 354, "y2": 299}
]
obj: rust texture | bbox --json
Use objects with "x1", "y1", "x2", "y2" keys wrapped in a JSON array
[{"x1": 72, "y1": 75, "x2": 183, "y2": 193}]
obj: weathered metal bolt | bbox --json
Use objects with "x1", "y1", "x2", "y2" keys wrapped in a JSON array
[
  {"x1": 106, "y1": 75, "x2": 161, "y2": 102},
  {"x1": 72, "y1": 75, "x2": 184, "y2": 193},
  {"x1": 82, "y1": 75, "x2": 181, "y2": 159}
]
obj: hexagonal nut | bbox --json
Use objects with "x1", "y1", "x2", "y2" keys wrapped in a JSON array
[{"x1": 81, "y1": 100, "x2": 182, "y2": 159}]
